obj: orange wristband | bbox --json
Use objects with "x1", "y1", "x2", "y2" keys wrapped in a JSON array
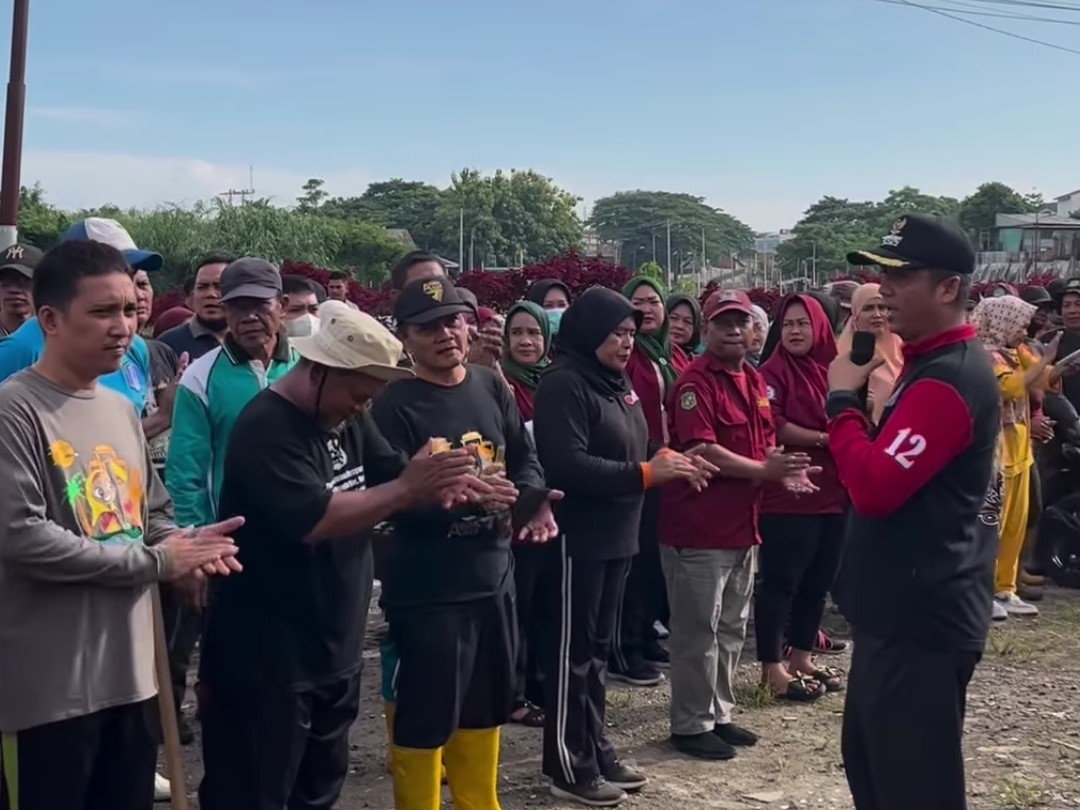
[{"x1": 641, "y1": 462, "x2": 654, "y2": 490}]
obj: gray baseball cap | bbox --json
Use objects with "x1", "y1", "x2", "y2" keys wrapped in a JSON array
[{"x1": 220, "y1": 257, "x2": 282, "y2": 302}]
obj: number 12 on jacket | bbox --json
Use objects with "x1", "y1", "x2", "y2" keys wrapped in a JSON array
[{"x1": 884, "y1": 427, "x2": 927, "y2": 470}]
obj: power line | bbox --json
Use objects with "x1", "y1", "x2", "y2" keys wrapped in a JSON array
[
  {"x1": 875, "y1": 0, "x2": 1080, "y2": 23},
  {"x1": 875, "y1": 0, "x2": 1080, "y2": 54},
  {"x1": 958, "y1": 0, "x2": 1080, "y2": 12}
]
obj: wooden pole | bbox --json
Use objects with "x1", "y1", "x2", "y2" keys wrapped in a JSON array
[{"x1": 152, "y1": 585, "x2": 190, "y2": 810}]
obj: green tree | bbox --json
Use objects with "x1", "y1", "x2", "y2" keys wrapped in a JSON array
[
  {"x1": 958, "y1": 182, "x2": 1039, "y2": 245},
  {"x1": 431, "y1": 168, "x2": 582, "y2": 268},
  {"x1": 296, "y1": 178, "x2": 327, "y2": 213},
  {"x1": 589, "y1": 191, "x2": 754, "y2": 278},
  {"x1": 776, "y1": 188, "x2": 962, "y2": 280},
  {"x1": 323, "y1": 179, "x2": 444, "y2": 250},
  {"x1": 637, "y1": 261, "x2": 664, "y2": 282},
  {"x1": 17, "y1": 183, "x2": 73, "y2": 248}
]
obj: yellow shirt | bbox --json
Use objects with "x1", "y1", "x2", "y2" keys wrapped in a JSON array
[{"x1": 991, "y1": 343, "x2": 1043, "y2": 477}]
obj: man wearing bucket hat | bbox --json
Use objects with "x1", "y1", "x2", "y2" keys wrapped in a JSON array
[
  {"x1": 197, "y1": 304, "x2": 486, "y2": 810},
  {"x1": 0, "y1": 219, "x2": 158, "y2": 412}
]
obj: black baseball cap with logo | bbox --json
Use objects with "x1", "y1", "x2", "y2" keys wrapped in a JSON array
[
  {"x1": 0, "y1": 242, "x2": 44, "y2": 279},
  {"x1": 395, "y1": 276, "x2": 474, "y2": 325},
  {"x1": 1020, "y1": 285, "x2": 1053, "y2": 307},
  {"x1": 847, "y1": 213, "x2": 975, "y2": 276},
  {"x1": 220, "y1": 257, "x2": 282, "y2": 302}
]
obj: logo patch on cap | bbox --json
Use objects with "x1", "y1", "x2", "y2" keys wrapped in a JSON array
[
  {"x1": 881, "y1": 218, "x2": 906, "y2": 248},
  {"x1": 422, "y1": 280, "x2": 443, "y2": 302},
  {"x1": 719, "y1": 290, "x2": 738, "y2": 302},
  {"x1": 5, "y1": 245, "x2": 23, "y2": 260}
]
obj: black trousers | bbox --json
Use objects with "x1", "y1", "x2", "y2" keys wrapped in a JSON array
[
  {"x1": 159, "y1": 581, "x2": 203, "y2": 722},
  {"x1": 755, "y1": 512, "x2": 847, "y2": 663},
  {"x1": 198, "y1": 673, "x2": 361, "y2": 810},
  {"x1": 0, "y1": 699, "x2": 156, "y2": 810},
  {"x1": 842, "y1": 631, "x2": 979, "y2": 810},
  {"x1": 543, "y1": 537, "x2": 631, "y2": 785},
  {"x1": 513, "y1": 543, "x2": 557, "y2": 709},
  {"x1": 388, "y1": 587, "x2": 516, "y2": 750},
  {"x1": 612, "y1": 490, "x2": 665, "y2": 669}
]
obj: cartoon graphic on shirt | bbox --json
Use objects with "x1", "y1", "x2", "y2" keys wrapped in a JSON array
[
  {"x1": 428, "y1": 430, "x2": 509, "y2": 537},
  {"x1": 434, "y1": 431, "x2": 505, "y2": 472},
  {"x1": 50, "y1": 441, "x2": 145, "y2": 544}
]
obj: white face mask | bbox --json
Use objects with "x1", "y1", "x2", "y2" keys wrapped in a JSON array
[{"x1": 285, "y1": 313, "x2": 320, "y2": 337}]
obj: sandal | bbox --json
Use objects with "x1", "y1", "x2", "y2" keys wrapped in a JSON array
[
  {"x1": 814, "y1": 631, "x2": 848, "y2": 655},
  {"x1": 510, "y1": 702, "x2": 545, "y2": 727},
  {"x1": 772, "y1": 675, "x2": 825, "y2": 702},
  {"x1": 798, "y1": 665, "x2": 845, "y2": 693}
]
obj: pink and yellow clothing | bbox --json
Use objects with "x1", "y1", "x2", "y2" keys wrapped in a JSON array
[{"x1": 836, "y1": 284, "x2": 904, "y2": 425}]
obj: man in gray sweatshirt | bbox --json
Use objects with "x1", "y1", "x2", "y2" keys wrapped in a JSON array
[{"x1": 0, "y1": 240, "x2": 244, "y2": 810}]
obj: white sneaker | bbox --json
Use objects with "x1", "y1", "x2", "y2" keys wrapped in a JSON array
[
  {"x1": 992, "y1": 600, "x2": 1009, "y2": 622},
  {"x1": 154, "y1": 772, "x2": 171, "y2": 802},
  {"x1": 995, "y1": 591, "x2": 1039, "y2": 616}
]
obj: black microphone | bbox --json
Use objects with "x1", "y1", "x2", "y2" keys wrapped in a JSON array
[{"x1": 850, "y1": 331, "x2": 877, "y2": 412}]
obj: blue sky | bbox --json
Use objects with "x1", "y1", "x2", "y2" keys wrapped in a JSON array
[{"x1": 8, "y1": 0, "x2": 1079, "y2": 230}]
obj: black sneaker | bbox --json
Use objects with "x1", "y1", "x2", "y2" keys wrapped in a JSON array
[
  {"x1": 608, "y1": 661, "x2": 663, "y2": 687},
  {"x1": 603, "y1": 761, "x2": 648, "y2": 791},
  {"x1": 643, "y1": 640, "x2": 670, "y2": 668},
  {"x1": 551, "y1": 777, "x2": 626, "y2": 807},
  {"x1": 671, "y1": 731, "x2": 737, "y2": 761},
  {"x1": 713, "y1": 722, "x2": 758, "y2": 747}
]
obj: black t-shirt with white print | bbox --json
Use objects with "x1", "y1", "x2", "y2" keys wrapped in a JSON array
[
  {"x1": 200, "y1": 389, "x2": 406, "y2": 690},
  {"x1": 370, "y1": 366, "x2": 546, "y2": 608}
]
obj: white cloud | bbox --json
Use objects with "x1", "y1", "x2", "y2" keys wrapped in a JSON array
[
  {"x1": 21, "y1": 149, "x2": 375, "y2": 211},
  {"x1": 29, "y1": 107, "x2": 141, "y2": 127}
]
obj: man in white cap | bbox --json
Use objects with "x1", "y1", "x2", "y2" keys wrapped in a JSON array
[
  {"x1": 0, "y1": 218, "x2": 159, "y2": 413},
  {"x1": 197, "y1": 303, "x2": 491, "y2": 810}
]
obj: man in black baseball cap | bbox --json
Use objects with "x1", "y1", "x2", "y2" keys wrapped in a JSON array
[
  {"x1": 831, "y1": 213, "x2": 1000, "y2": 810},
  {"x1": 0, "y1": 242, "x2": 43, "y2": 336},
  {"x1": 376, "y1": 274, "x2": 558, "y2": 810}
]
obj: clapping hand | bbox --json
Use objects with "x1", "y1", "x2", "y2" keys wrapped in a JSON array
[{"x1": 518, "y1": 491, "x2": 564, "y2": 544}]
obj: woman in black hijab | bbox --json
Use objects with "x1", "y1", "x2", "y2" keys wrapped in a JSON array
[
  {"x1": 533, "y1": 287, "x2": 707, "y2": 806},
  {"x1": 527, "y1": 278, "x2": 572, "y2": 311}
]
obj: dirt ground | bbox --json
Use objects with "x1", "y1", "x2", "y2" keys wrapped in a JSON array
[{"x1": 173, "y1": 588, "x2": 1080, "y2": 810}]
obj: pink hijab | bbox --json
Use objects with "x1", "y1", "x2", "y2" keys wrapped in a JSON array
[{"x1": 837, "y1": 284, "x2": 904, "y2": 424}]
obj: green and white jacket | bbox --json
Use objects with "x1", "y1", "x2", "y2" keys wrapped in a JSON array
[{"x1": 165, "y1": 333, "x2": 298, "y2": 527}]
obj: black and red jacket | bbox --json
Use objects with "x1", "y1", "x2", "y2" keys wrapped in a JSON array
[{"x1": 827, "y1": 325, "x2": 1001, "y2": 652}]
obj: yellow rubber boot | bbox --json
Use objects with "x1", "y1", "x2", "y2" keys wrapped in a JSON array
[
  {"x1": 390, "y1": 745, "x2": 443, "y2": 810},
  {"x1": 386, "y1": 702, "x2": 447, "y2": 782},
  {"x1": 384, "y1": 702, "x2": 396, "y2": 773},
  {"x1": 442, "y1": 727, "x2": 502, "y2": 810}
]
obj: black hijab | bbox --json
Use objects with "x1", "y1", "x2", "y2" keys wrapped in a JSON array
[
  {"x1": 527, "y1": 278, "x2": 572, "y2": 308},
  {"x1": 553, "y1": 287, "x2": 642, "y2": 397}
]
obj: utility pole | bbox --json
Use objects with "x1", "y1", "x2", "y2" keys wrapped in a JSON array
[
  {"x1": 665, "y1": 221, "x2": 672, "y2": 289},
  {"x1": 701, "y1": 227, "x2": 707, "y2": 276},
  {"x1": 458, "y1": 208, "x2": 464, "y2": 274},
  {"x1": 651, "y1": 232, "x2": 656, "y2": 262},
  {"x1": 811, "y1": 240, "x2": 818, "y2": 287},
  {"x1": 0, "y1": 0, "x2": 30, "y2": 249}
]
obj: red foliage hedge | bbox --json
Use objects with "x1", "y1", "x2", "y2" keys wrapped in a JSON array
[{"x1": 150, "y1": 254, "x2": 1062, "y2": 324}]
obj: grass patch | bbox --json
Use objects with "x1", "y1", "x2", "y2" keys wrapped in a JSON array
[
  {"x1": 734, "y1": 681, "x2": 774, "y2": 709},
  {"x1": 986, "y1": 629, "x2": 1053, "y2": 662},
  {"x1": 998, "y1": 776, "x2": 1045, "y2": 809}
]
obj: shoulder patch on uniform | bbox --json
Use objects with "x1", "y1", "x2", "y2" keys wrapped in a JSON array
[
  {"x1": 680, "y1": 389, "x2": 698, "y2": 411},
  {"x1": 765, "y1": 385, "x2": 776, "y2": 401}
]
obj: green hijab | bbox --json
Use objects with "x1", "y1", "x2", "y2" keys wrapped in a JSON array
[
  {"x1": 666, "y1": 292, "x2": 704, "y2": 356},
  {"x1": 501, "y1": 300, "x2": 551, "y2": 391},
  {"x1": 622, "y1": 276, "x2": 678, "y2": 387}
]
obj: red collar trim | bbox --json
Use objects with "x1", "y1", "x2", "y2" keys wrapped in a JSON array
[{"x1": 902, "y1": 324, "x2": 976, "y2": 360}]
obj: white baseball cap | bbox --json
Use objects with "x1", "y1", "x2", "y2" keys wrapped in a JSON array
[
  {"x1": 291, "y1": 302, "x2": 413, "y2": 381},
  {"x1": 61, "y1": 217, "x2": 163, "y2": 272}
]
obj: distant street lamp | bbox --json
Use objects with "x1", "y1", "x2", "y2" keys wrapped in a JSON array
[{"x1": 0, "y1": 0, "x2": 29, "y2": 250}]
